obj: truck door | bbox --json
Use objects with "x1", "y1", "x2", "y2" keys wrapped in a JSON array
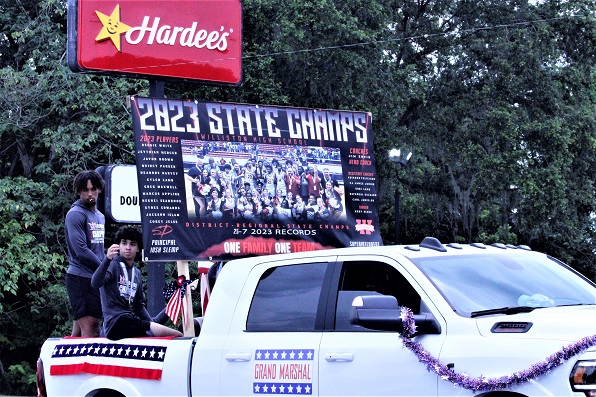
[
  {"x1": 220, "y1": 259, "x2": 334, "y2": 397},
  {"x1": 318, "y1": 256, "x2": 447, "y2": 397}
]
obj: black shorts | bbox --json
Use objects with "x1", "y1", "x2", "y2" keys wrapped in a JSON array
[
  {"x1": 65, "y1": 273, "x2": 102, "y2": 320},
  {"x1": 107, "y1": 314, "x2": 151, "y2": 340}
]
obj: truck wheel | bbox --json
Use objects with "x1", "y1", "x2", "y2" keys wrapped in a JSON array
[{"x1": 92, "y1": 390, "x2": 125, "y2": 397}]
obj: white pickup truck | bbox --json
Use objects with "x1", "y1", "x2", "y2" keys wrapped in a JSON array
[{"x1": 37, "y1": 237, "x2": 596, "y2": 397}]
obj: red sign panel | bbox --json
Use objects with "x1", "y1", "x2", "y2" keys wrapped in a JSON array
[{"x1": 67, "y1": 0, "x2": 242, "y2": 84}]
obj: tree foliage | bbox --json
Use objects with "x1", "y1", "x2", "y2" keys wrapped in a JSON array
[{"x1": 0, "y1": 0, "x2": 595, "y2": 394}]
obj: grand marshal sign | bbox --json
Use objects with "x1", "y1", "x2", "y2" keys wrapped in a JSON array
[{"x1": 67, "y1": 0, "x2": 242, "y2": 84}]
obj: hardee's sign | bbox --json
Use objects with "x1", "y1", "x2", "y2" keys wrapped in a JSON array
[{"x1": 67, "y1": 0, "x2": 242, "y2": 84}]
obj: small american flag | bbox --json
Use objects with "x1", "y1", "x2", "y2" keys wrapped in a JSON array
[
  {"x1": 163, "y1": 276, "x2": 193, "y2": 328},
  {"x1": 49, "y1": 339, "x2": 169, "y2": 380},
  {"x1": 165, "y1": 288, "x2": 183, "y2": 326}
]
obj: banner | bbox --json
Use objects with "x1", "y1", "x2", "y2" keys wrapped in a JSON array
[
  {"x1": 131, "y1": 96, "x2": 382, "y2": 261},
  {"x1": 49, "y1": 339, "x2": 169, "y2": 380}
]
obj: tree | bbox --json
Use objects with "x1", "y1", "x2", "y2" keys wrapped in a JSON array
[
  {"x1": 1, "y1": 0, "x2": 146, "y2": 393},
  {"x1": 0, "y1": 0, "x2": 594, "y2": 394}
]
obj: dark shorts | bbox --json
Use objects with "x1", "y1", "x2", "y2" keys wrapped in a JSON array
[
  {"x1": 65, "y1": 273, "x2": 102, "y2": 320},
  {"x1": 107, "y1": 314, "x2": 151, "y2": 340}
]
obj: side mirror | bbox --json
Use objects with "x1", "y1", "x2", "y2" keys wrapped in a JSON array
[{"x1": 349, "y1": 295, "x2": 441, "y2": 335}]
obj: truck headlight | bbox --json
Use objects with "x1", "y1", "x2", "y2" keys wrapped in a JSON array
[{"x1": 570, "y1": 360, "x2": 596, "y2": 396}]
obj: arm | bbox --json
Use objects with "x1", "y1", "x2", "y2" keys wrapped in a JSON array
[
  {"x1": 91, "y1": 256, "x2": 112, "y2": 289},
  {"x1": 91, "y1": 244, "x2": 119, "y2": 288},
  {"x1": 65, "y1": 211, "x2": 102, "y2": 270},
  {"x1": 205, "y1": 199, "x2": 214, "y2": 215}
]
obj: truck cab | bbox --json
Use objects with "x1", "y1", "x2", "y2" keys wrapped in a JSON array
[{"x1": 209, "y1": 237, "x2": 596, "y2": 397}]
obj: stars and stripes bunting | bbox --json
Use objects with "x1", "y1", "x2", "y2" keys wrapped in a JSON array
[
  {"x1": 253, "y1": 382, "x2": 312, "y2": 394},
  {"x1": 49, "y1": 339, "x2": 169, "y2": 380},
  {"x1": 255, "y1": 349, "x2": 314, "y2": 361}
]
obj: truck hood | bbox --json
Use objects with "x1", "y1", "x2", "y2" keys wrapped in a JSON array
[{"x1": 476, "y1": 305, "x2": 596, "y2": 342}]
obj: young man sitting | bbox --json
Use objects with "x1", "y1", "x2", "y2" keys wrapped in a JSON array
[{"x1": 92, "y1": 226, "x2": 182, "y2": 340}]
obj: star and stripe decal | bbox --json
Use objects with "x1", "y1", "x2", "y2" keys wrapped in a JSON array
[
  {"x1": 253, "y1": 382, "x2": 313, "y2": 395},
  {"x1": 49, "y1": 339, "x2": 168, "y2": 380}
]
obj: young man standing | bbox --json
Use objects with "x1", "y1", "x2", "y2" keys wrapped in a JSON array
[
  {"x1": 92, "y1": 226, "x2": 182, "y2": 340},
  {"x1": 64, "y1": 170, "x2": 106, "y2": 337}
]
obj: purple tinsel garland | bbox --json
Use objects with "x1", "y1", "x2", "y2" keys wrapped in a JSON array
[{"x1": 399, "y1": 306, "x2": 596, "y2": 392}]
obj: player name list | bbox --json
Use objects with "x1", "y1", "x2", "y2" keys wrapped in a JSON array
[{"x1": 137, "y1": 140, "x2": 184, "y2": 225}]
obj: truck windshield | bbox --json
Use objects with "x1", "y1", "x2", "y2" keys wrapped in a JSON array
[{"x1": 412, "y1": 253, "x2": 596, "y2": 317}]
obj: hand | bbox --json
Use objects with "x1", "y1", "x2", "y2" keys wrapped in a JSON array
[{"x1": 107, "y1": 244, "x2": 120, "y2": 260}]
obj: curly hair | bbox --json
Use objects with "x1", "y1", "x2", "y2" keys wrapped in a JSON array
[
  {"x1": 114, "y1": 226, "x2": 143, "y2": 247},
  {"x1": 73, "y1": 170, "x2": 105, "y2": 194}
]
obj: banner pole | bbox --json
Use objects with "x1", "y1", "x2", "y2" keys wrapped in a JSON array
[{"x1": 176, "y1": 260, "x2": 195, "y2": 336}]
